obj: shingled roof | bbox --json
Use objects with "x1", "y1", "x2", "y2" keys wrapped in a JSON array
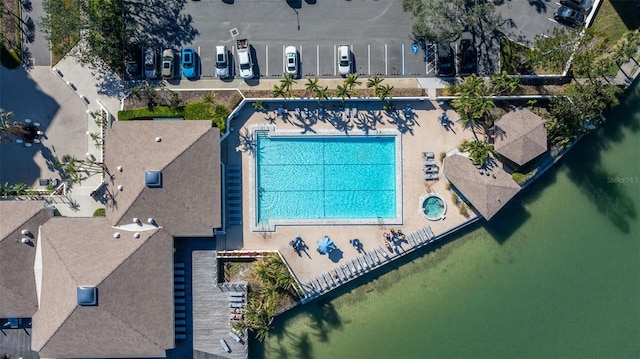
[
  {"x1": 494, "y1": 108, "x2": 547, "y2": 166},
  {"x1": 104, "y1": 121, "x2": 221, "y2": 236},
  {"x1": 32, "y1": 217, "x2": 174, "y2": 358},
  {"x1": 0, "y1": 201, "x2": 53, "y2": 317},
  {"x1": 443, "y1": 154, "x2": 521, "y2": 220}
]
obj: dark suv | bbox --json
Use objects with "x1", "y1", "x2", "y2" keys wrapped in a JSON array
[
  {"x1": 124, "y1": 44, "x2": 140, "y2": 77},
  {"x1": 459, "y1": 39, "x2": 477, "y2": 76},
  {"x1": 554, "y1": 5, "x2": 586, "y2": 28},
  {"x1": 436, "y1": 44, "x2": 455, "y2": 77}
]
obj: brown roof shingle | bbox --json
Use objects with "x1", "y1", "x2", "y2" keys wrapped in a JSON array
[
  {"x1": 33, "y1": 217, "x2": 174, "y2": 358},
  {"x1": 104, "y1": 121, "x2": 221, "y2": 236},
  {"x1": 494, "y1": 108, "x2": 547, "y2": 166},
  {"x1": 443, "y1": 154, "x2": 521, "y2": 220},
  {"x1": 0, "y1": 201, "x2": 53, "y2": 317}
]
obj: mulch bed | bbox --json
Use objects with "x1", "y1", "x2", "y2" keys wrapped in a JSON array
[
  {"x1": 123, "y1": 89, "x2": 243, "y2": 111},
  {"x1": 2, "y1": 0, "x2": 19, "y2": 50}
]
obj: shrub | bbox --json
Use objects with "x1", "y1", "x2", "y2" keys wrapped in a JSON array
[
  {"x1": 511, "y1": 172, "x2": 525, "y2": 185},
  {"x1": 118, "y1": 106, "x2": 182, "y2": 120},
  {"x1": 93, "y1": 208, "x2": 106, "y2": 217},
  {"x1": 451, "y1": 193, "x2": 459, "y2": 205},
  {"x1": 439, "y1": 151, "x2": 446, "y2": 163}
]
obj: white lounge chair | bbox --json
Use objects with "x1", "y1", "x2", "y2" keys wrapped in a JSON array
[
  {"x1": 424, "y1": 159, "x2": 436, "y2": 166},
  {"x1": 424, "y1": 173, "x2": 438, "y2": 181},
  {"x1": 423, "y1": 152, "x2": 435, "y2": 159},
  {"x1": 220, "y1": 339, "x2": 231, "y2": 353}
]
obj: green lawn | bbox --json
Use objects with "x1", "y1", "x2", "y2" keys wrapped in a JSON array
[
  {"x1": 48, "y1": 0, "x2": 81, "y2": 64},
  {"x1": 591, "y1": 0, "x2": 638, "y2": 44}
]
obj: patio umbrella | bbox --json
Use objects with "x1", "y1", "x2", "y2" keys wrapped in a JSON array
[{"x1": 317, "y1": 236, "x2": 335, "y2": 254}]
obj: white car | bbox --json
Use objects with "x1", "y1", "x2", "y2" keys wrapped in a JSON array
[
  {"x1": 237, "y1": 51, "x2": 253, "y2": 79},
  {"x1": 338, "y1": 45, "x2": 351, "y2": 76},
  {"x1": 285, "y1": 46, "x2": 298, "y2": 77},
  {"x1": 215, "y1": 46, "x2": 229, "y2": 78}
]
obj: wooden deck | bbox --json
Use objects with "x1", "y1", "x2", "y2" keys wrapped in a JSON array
[
  {"x1": 192, "y1": 251, "x2": 248, "y2": 359},
  {"x1": 0, "y1": 325, "x2": 39, "y2": 359}
]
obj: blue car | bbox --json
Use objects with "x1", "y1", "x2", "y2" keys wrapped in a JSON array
[{"x1": 181, "y1": 48, "x2": 197, "y2": 79}]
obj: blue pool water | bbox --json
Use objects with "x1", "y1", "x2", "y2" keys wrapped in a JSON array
[
  {"x1": 422, "y1": 195, "x2": 445, "y2": 220},
  {"x1": 256, "y1": 133, "x2": 396, "y2": 224}
]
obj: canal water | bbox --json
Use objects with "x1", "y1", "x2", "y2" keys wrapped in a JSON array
[{"x1": 252, "y1": 81, "x2": 640, "y2": 358}]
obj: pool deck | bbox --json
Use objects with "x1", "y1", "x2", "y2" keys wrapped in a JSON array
[{"x1": 221, "y1": 99, "x2": 479, "y2": 289}]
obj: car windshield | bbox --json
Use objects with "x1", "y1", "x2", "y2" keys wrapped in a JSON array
[
  {"x1": 340, "y1": 60, "x2": 349, "y2": 66},
  {"x1": 144, "y1": 55, "x2": 153, "y2": 69},
  {"x1": 183, "y1": 53, "x2": 193, "y2": 68},
  {"x1": 560, "y1": 7, "x2": 572, "y2": 16}
]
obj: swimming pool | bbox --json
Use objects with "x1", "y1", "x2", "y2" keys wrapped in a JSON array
[{"x1": 254, "y1": 130, "x2": 402, "y2": 229}]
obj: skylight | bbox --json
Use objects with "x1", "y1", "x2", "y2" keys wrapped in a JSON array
[
  {"x1": 145, "y1": 170, "x2": 162, "y2": 188},
  {"x1": 77, "y1": 286, "x2": 97, "y2": 306}
]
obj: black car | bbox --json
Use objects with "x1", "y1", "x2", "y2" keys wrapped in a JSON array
[
  {"x1": 124, "y1": 44, "x2": 140, "y2": 76},
  {"x1": 554, "y1": 5, "x2": 586, "y2": 28},
  {"x1": 459, "y1": 39, "x2": 477, "y2": 76},
  {"x1": 560, "y1": 0, "x2": 593, "y2": 12},
  {"x1": 437, "y1": 44, "x2": 455, "y2": 77}
]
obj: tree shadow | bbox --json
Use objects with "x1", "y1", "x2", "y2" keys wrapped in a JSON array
[
  {"x1": 527, "y1": 0, "x2": 550, "y2": 14},
  {"x1": 124, "y1": 0, "x2": 199, "y2": 49}
]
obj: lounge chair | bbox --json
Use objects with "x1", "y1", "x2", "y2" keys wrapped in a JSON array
[
  {"x1": 424, "y1": 173, "x2": 438, "y2": 181},
  {"x1": 425, "y1": 226, "x2": 436, "y2": 240},
  {"x1": 423, "y1": 152, "x2": 435, "y2": 159},
  {"x1": 425, "y1": 166, "x2": 439, "y2": 173},
  {"x1": 220, "y1": 339, "x2": 231, "y2": 353},
  {"x1": 229, "y1": 291, "x2": 244, "y2": 297},
  {"x1": 229, "y1": 331, "x2": 243, "y2": 343},
  {"x1": 424, "y1": 159, "x2": 436, "y2": 166},
  {"x1": 352, "y1": 106, "x2": 358, "y2": 118}
]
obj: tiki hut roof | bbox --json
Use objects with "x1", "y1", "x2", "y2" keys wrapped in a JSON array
[{"x1": 494, "y1": 108, "x2": 547, "y2": 166}]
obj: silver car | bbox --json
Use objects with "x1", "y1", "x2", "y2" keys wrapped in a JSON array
[
  {"x1": 161, "y1": 49, "x2": 175, "y2": 79},
  {"x1": 215, "y1": 46, "x2": 229, "y2": 78},
  {"x1": 144, "y1": 48, "x2": 157, "y2": 79}
]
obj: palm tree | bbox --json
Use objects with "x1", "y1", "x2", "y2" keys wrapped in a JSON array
[
  {"x1": 367, "y1": 75, "x2": 385, "y2": 98},
  {"x1": 280, "y1": 73, "x2": 297, "y2": 97},
  {"x1": 0, "y1": 108, "x2": 27, "y2": 143},
  {"x1": 490, "y1": 72, "x2": 520, "y2": 95},
  {"x1": 271, "y1": 84, "x2": 287, "y2": 100},
  {"x1": 344, "y1": 73, "x2": 361, "y2": 91},
  {"x1": 376, "y1": 83, "x2": 394, "y2": 102},
  {"x1": 453, "y1": 97, "x2": 481, "y2": 140},
  {"x1": 366, "y1": 75, "x2": 383, "y2": 90},
  {"x1": 459, "y1": 139, "x2": 495, "y2": 166},
  {"x1": 305, "y1": 77, "x2": 320, "y2": 96},
  {"x1": 336, "y1": 84, "x2": 352, "y2": 102},
  {"x1": 202, "y1": 91, "x2": 216, "y2": 106},
  {"x1": 314, "y1": 86, "x2": 329, "y2": 103}
]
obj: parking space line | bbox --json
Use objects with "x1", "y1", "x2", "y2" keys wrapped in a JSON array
[
  {"x1": 333, "y1": 45, "x2": 338, "y2": 76},
  {"x1": 368, "y1": 44, "x2": 371, "y2": 75},
  {"x1": 265, "y1": 46, "x2": 269, "y2": 77},
  {"x1": 317, "y1": 45, "x2": 320, "y2": 77},
  {"x1": 402, "y1": 44, "x2": 405, "y2": 76},
  {"x1": 385, "y1": 44, "x2": 388, "y2": 75},
  {"x1": 283, "y1": 45, "x2": 286, "y2": 74}
]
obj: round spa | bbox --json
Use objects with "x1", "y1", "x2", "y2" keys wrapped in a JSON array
[{"x1": 420, "y1": 194, "x2": 447, "y2": 221}]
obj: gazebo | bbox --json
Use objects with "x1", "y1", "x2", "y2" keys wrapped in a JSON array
[{"x1": 494, "y1": 108, "x2": 547, "y2": 167}]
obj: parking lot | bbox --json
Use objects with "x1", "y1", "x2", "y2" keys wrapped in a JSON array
[{"x1": 128, "y1": 0, "x2": 576, "y2": 82}]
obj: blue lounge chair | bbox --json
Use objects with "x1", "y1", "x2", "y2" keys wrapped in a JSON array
[{"x1": 424, "y1": 173, "x2": 438, "y2": 181}]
